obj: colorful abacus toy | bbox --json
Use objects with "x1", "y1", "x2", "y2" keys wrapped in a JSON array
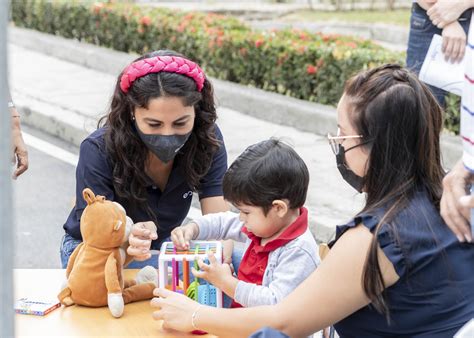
[{"x1": 158, "y1": 241, "x2": 223, "y2": 308}]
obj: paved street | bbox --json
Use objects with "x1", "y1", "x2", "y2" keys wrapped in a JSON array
[{"x1": 13, "y1": 126, "x2": 77, "y2": 268}]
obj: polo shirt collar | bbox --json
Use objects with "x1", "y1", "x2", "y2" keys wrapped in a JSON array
[{"x1": 242, "y1": 207, "x2": 308, "y2": 253}]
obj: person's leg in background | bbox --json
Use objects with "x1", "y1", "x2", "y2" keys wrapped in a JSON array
[
  {"x1": 406, "y1": 2, "x2": 448, "y2": 106},
  {"x1": 126, "y1": 254, "x2": 159, "y2": 268},
  {"x1": 406, "y1": 3, "x2": 472, "y2": 107},
  {"x1": 59, "y1": 233, "x2": 82, "y2": 268}
]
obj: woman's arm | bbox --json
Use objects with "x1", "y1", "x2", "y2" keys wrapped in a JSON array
[
  {"x1": 152, "y1": 224, "x2": 399, "y2": 337},
  {"x1": 9, "y1": 92, "x2": 28, "y2": 179}
]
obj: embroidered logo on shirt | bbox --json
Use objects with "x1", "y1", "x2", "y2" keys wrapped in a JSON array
[{"x1": 183, "y1": 191, "x2": 193, "y2": 199}]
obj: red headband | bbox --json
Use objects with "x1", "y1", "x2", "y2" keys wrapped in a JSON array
[{"x1": 120, "y1": 55, "x2": 205, "y2": 93}]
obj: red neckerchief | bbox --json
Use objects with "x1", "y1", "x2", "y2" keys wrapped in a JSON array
[{"x1": 231, "y1": 207, "x2": 308, "y2": 308}]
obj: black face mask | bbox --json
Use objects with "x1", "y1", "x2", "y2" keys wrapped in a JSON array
[
  {"x1": 134, "y1": 122, "x2": 191, "y2": 163},
  {"x1": 335, "y1": 143, "x2": 365, "y2": 193}
]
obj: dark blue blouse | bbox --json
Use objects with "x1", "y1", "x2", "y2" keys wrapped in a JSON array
[
  {"x1": 63, "y1": 125, "x2": 227, "y2": 249},
  {"x1": 333, "y1": 188, "x2": 474, "y2": 337}
]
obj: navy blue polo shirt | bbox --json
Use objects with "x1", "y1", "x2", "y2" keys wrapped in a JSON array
[
  {"x1": 332, "y1": 187, "x2": 474, "y2": 337},
  {"x1": 63, "y1": 125, "x2": 227, "y2": 250}
]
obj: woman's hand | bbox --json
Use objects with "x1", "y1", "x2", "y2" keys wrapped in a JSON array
[
  {"x1": 170, "y1": 222, "x2": 199, "y2": 250},
  {"x1": 127, "y1": 221, "x2": 158, "y2": 261},
  {"x1": 427, "y1": 0, "x2": 473, "y2": 28},
  {"x1": 11, "y1": 116, "x2": 28, "y2": 179},
  {"x1": 441, "y1": 21, "x2": 467, "y2": 63},
  {"x1": 441, "y1": 159, "x2": 474, "y2": 242},
  {"x1": 151, "y1": 288, "x2": 202, "y2": 332}
]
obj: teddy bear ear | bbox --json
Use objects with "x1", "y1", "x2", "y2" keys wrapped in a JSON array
[
  {"x1": 82, "y1": 188, "x2": 96, "y2": 205},
  {"x1": 114, "y1": 220, "x2": 123, "y2": 231}
]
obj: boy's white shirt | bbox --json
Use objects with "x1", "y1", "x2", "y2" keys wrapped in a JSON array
[{"x1": 192, "y1": 211, "x2": 320, "y2": 307}]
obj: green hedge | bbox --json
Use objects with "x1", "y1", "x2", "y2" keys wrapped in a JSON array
[{"x1": 10, "y1": 0, "x2": 460, "y2": 133}]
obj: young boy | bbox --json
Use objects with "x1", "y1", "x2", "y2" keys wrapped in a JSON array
[{"x1": 171, "y1": 139, "x2": 320, "y2": 308}]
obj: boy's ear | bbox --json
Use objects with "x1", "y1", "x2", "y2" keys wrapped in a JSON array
[{"x1": 271, "y1": 200, "x2": 288, "y2": 217}]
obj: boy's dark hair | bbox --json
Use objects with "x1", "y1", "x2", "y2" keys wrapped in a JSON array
[{"x1": 223, "y1": 139, "x2": 309, "y2": 215}]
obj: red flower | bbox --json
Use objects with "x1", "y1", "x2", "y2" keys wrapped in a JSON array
[
  {"x1": 255, "y1": 39, "x2": 264, "y2": 48},
  {"x1": 306, "y1": 65, "x2": 318, "y2": 75},
  {"x1": 346, "y1": 41, "x2": 357, "y2": 49},
  {"x1": 140, "y1": 16, "x2": 151, "y2": 26},
  {"x1": 299, "y1": 32, "x2": 308, "y2": 40},
  {"x1": 177, "y1": 22, "x2": 188, "y2": 32},
  {"x1": 92, "y1": 3, "x2": 104, "y2": 15}
]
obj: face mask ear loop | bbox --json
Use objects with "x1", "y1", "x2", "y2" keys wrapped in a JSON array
[{"x1": 344, "y1": 139, "x2": 373, "y2": 154}]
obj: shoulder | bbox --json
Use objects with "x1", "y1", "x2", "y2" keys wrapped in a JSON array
[
  {"x1": 285, "y1": 228, "x2": 318, "y2": 251},
  {"x1": 80, "y1": 128, "x2": 106, "y2": 150},
  {"x1": 336, "y1": 189, "x2": 441, "y2": 240},
  {"x1": 213, "y1": 124, "x2": 224, "y2": 141},
  {"x1": 78, "y1": 128, "x2": 110, "y2": 166},
  {"x1": 212, "y1": 124, "x2": 226, "y2": 153},
  {"x1": 276, "y1": 229, "x2": 320, "y2": 265}
]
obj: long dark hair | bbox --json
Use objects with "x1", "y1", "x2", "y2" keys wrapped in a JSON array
[
  {"x1": 98, "y1": 50, "x2": 220, "y2": 221},
  {"x1": 343, "y1": 64, "x2": 444, "y2": 315}
]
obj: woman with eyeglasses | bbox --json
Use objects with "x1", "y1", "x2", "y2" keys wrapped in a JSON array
[{"x1": 150, "y1": 64, "x2": 474, "y2": 337}]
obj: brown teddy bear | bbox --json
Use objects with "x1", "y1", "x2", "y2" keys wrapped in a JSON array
[{"x1": 58, "y1": 188, "x2": 157, "y2": 318}]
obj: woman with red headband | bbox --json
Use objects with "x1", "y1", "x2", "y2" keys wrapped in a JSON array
[{"x1": 60, "y1": 50, "x2": 232, "y2": 269}]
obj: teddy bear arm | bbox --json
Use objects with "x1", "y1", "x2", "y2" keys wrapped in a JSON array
[
  {"x1": 105, "y1": 253, "x2": 122, "y2": 294},
  {"x1": 65, "y1": 242, "x2": 83, "y2": 278}
]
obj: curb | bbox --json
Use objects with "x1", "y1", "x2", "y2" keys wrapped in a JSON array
[{"x1": 9, "y1": 26, "x2": 462, "y2": 169}]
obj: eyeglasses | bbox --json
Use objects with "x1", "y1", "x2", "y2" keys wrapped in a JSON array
[{"x1": 327, "y1": 128, "x2": 363, "y2": 155}]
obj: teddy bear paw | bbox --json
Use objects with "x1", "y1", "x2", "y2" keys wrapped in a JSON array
[
  {"x1": 108, "y1": 293, "x2": 124, "y2": 318},
  {"x1": 135, "y1": 266, "x2": 158, "y2": 286}
]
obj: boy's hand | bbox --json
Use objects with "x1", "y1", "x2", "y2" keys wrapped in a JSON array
[
  {"x1": 192, "y1": 253, "x2": 237, "y2": 295},
  {"x1": 171, "y1": 222, "x2": 199, "y2": 250}
]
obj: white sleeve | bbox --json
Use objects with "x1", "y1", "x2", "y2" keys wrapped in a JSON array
[
  {"x1": 193, "y1": 211, "x2": 248, "y2": 243},
  {"x1": 233, "y1": 246, "x2": 319, "y2": 307}
]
